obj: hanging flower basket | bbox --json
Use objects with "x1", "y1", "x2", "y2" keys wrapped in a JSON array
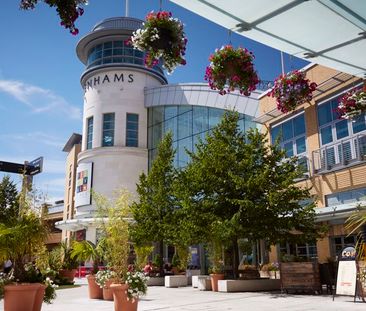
[
  {"x1": 20, "y1": 0, "x2": 86, "y2": 35},
  {"x1": 204, "y1": 45, "x2": 259, "y2": 96},
  {"x1": 336, "y1": 88, "x2": 366, "y2": 120},
  {"x1": 269, "y1": 70, "x2": 317, "y2": 113},
  {"x1": 131, "y1": 11, "x2": 187, "y2": 74}
]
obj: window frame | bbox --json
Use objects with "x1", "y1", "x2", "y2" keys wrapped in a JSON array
[
  {"x1": 126, "y1": 113, "x2": 139, "y2": 147},
  {"x1": 102, "y1": 113, "x2": 115, "y2": 147},
  {"x1": 86, "y1": 116, "x2": 93, "y2": 150}
]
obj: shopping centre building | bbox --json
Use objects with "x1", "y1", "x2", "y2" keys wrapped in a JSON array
[
  {"x1": 56, "y1": 17, "x2": 262, "y2": 253},
  {"x1": 258, "y1": 64, "x2": 366, "y2": 263},
  {"x1": 56, "y1": 14, "x2": 366, "y2": 265}
]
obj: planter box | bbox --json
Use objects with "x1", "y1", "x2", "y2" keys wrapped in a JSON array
[
  {"x1": 218, "y1": 279, "x2": 281, "y2": 292},
  {"x1": 280, "y1": 262, "x2": 321, "y2": 294},
  {"x1": 147, "y1": 277, "x2": 165, "y2": 286},
  {"x1": 186, "y1": 269, "x2": 201, "y2": 286},
  {"x1": 192, "y1": 275, "x2": 208, "y2": 288},
  {"x1": 197, "y1": 276, "x2": 212, "y2": 291},
  {"x1": 164, "y1": 275, "x2": 188, "y2": 288}
]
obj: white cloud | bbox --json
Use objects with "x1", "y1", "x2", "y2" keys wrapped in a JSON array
[
  {"x1": 0, "y1": 79, "x2": 81, "y2": 120},
  {"x1": 0, "y1": 131, "x2": 65, "y2": 148}
]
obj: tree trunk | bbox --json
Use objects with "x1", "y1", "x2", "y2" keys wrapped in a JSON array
[{"x1": 232, "y1": 238, "x2": 239, "y2": 279}]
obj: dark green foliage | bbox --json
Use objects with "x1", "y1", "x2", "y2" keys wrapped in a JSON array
[
  {"x1": 131, "y1": 131, "x2": 177, "y2": 251},
  {"x1": 0, "y1": 176, "x2": 20, "y2": 224},
  {"x1": 152, "y1": 254, "x2": 163, "y2": 268},
  {"x1": 171, "y1": 253, "x2": 180, "y2": 268},
  {"x1": 175, "y1": 111, "x2": 324, "y2": 274}
]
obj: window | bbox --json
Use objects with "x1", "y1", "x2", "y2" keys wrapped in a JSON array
[
  {"x1": 317, "y1": 93, "x2": 366, "y2": 168},
  {"x1": 331, "y1": 235, "x2": 357, "y2": 258},
  {"x1": 86, "y1": 117, "x2": 93, "y2": 149},
  {"x1": 325, "y1": 187, "x2": 366, "y2": 206},
  {"x1": 126, "y1": 113, "x2": 138, "y2": 147},
  {"x1": 271, "y1": 113, "x2": 308, "y2": 170},
  {"x1": 102, "y1": 113, "x2": 115, "y2": 147},
  {"x1": 280, "y1": 242, "x2": 317, "y2": 259}
]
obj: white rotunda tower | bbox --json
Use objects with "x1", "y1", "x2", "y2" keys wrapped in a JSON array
[{"x1": 74, "y1": 17, "x2": 166, "y2": 239}]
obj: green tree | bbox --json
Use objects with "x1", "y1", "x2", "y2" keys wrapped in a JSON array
[
  {"x1": 131, "y1": 132, "x2": 177, "y2": 272},
  {"x1": 176, "y1": 111, "x2": 324, "y2": 278},
  {"x1": 0, "y1": 175, "x2": 20, "y2": 224}
]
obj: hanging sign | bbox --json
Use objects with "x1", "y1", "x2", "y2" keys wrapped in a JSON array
[{"x1": 336, "y1": 246, "x2": 357, "y2": 296}]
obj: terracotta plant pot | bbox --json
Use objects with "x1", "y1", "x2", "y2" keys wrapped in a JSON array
[
  {"x1": 59, "y1": 269, "x2": 77, "y2": 283},
  {"x1": 210, "y1": 273, "x2": 224, "y2": 292},
  {"x1": 111, "y1": 283, "x2": 138, "y2": 311},
  {"x1": 4, "y1": 283, "x2": 42, "y2": 311},
  {"x1": 86, "y1": 275, "x2": 103, "y2": 299},
  {"x1": 33, "y1": 284, "x2": 46, "y2": 311},
  {"x1": 103, "y1": 279, "x2": 115, "y2": 301}
]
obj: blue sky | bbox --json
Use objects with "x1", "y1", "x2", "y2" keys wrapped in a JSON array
[{"x1": 0, "y1": 0, "x2": 308, "y2": 201}]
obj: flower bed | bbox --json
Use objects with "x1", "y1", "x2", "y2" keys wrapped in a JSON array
[
  {"x1": 204, "y1": 45, "x2": 259, "y2": 96},
  {"x1": 337, "y1": 89, "x2": 366, "y2": 120},
  {"x1": 269, "y1": 70, "x2": 317, "y2": 113},
  {"x1": 131, "y1": 11, "x2": 187, "y2": 74}
]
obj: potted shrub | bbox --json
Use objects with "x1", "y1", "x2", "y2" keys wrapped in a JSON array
[
  {"x1": 207, "y1": 241, "x2": 224, "y2": 292},
  {"x1": 171, "y1": 253, "x2": 180, "y2": 275},
  {"x1": 204, "y1": 45, "x2": 259, "y2": 96},
  {"x1": 268, "y1": 70, "x2": 317, "y2": 113},
  {"x1": 131, "y1": 10, "x2": 187, "y2": 74},
  {"x1": 71, "y1": 239, "x2": 105, "y2": 299},
  {"x1": 337, "y1": 88, "x2": 366, "y2": 120},
  {"x1": 95, "y1": 190, "x2": 148, "y2": 311},
  {"x1": 58, "y1": 242, "x2": 78, "y2": 284},
  {"x1": 267, "y1": 262, "x2": 280, "y2": 279},
  {"x1": 0, "y1": 211, "x2": 56, "y2": 311}
]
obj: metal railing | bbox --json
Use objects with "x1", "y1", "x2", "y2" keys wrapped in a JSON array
[{"x1": 312, "y1": 133, "x2": 366, "y2": 174}]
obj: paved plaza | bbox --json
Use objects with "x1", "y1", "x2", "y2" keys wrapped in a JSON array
[{"x1": 2, "y1": 278, "x2": 364, "y2": 311}]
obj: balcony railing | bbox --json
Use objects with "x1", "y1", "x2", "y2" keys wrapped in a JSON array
[{"x1": 312, "y1": 133, "x2": 366, "y2": 174}]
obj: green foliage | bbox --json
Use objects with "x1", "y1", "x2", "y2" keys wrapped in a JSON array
[
  {"x1": 207, "y1": 240, "x2": 224, "y2": 274},
  {"x1": 0, "y1": 211, "x2": 48, "y2": 281},
  {"x1": 345, "y1": 204, "x2": 366, "y2": 260},
  {"x1": 59, "y1": 242, "x2": 79, "y2": 270},
  {"x1": 0, "y1": 176, "x2": 20, "y2": 224},
  {"x1": 71, "y1": 240, "x2": 105, "y2": 274},
  {"x1": 176, "y1": 110, "x2": 324, "y2": 247},
  {"x1": 152, "y1": 254, "x2": 163, "y2": 269},
  {"x1": 171, "y1": 253, "x2": 180, "y2": 268},
  {"x1": 176, "y1": 246, "x2": 191, "y2": 272},
  {"x1": 94, "y1": 191, "x2": 131, "y2": 281},
  {"x1": 131, "y1": 132, "x2": 177, "y2": 247},
  {"x1": 134, "y1": 245, "x2": 154, "y2": 270}
]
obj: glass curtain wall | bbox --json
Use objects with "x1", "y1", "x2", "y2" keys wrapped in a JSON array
[{"x1": 148, "y1": 105, "x2": 256, "y2": 169}]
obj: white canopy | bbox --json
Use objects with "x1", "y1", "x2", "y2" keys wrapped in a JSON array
[{"x1": 170, "y1": 0, "x2": 366, "y2": 78}]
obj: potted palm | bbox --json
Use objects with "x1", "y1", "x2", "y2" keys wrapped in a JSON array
[
  {"x1": 71, "y1": 240, "x2": 105, "y2": 299},
  {"x1": 0, "y1": 211, "x2": 56, "y2": 311},
  {"x1": 58, "y1": 242, "x2": 78, "y2": 284}
]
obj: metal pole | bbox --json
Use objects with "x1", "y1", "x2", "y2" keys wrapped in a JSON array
[
  {"x1": 280, "y1": 51, "x2": 285, "y2": 75},
  {"x1": 125, "y1": 0, "x2": 129, "y2": 17}
]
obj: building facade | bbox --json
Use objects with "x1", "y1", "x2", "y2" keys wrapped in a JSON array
[
  {"x1": 258, "y1": 64, "x2": 366, "y2": 263},
  {"x1": 56, "y1": 17, "x2": 262, "y2": 246}
]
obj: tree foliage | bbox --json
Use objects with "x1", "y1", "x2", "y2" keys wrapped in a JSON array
[
  {"x1": 175, "y1": 111, "x2": 324, "y2": 274},
  {"x1": 131, "y1": 132, "x2": 177, "y2": 246},
  {"x1": 0, "y1": 175, "x2": 20, "y2": 224}
]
